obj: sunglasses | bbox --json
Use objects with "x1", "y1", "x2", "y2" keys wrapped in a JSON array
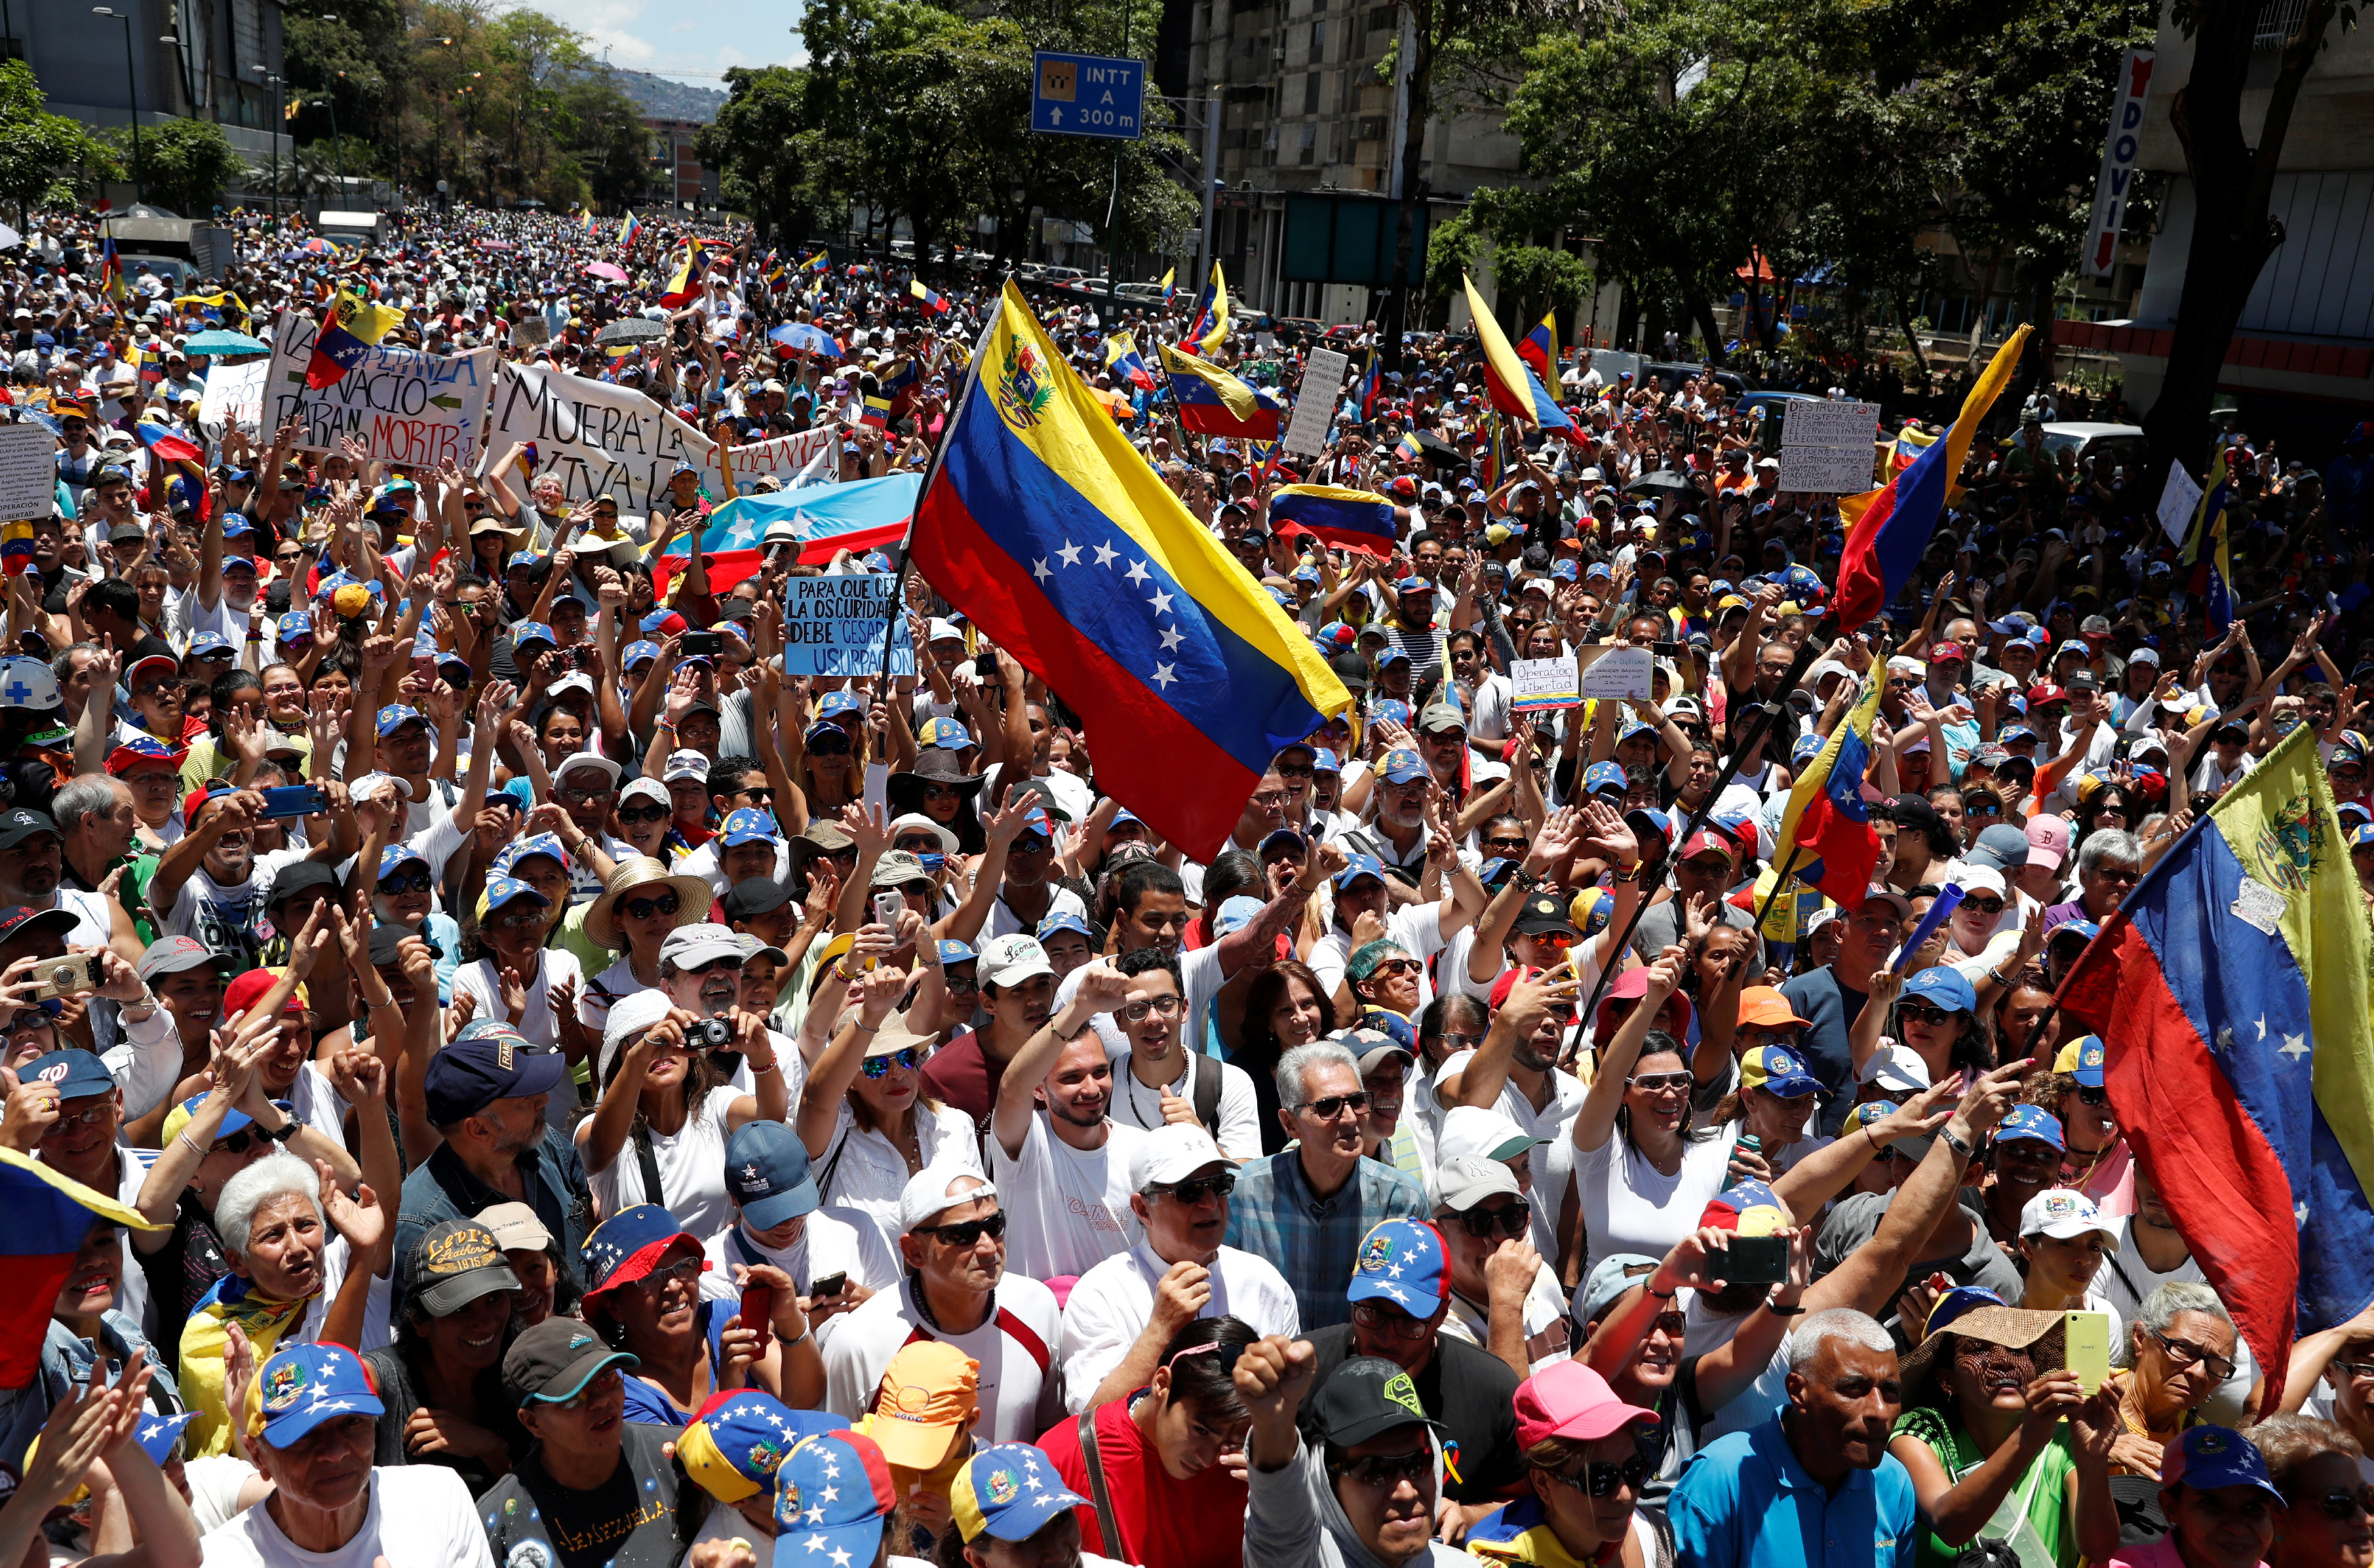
[
  {"x1": 809, "y1": 734, "x2": 853, "y2": 756},
  {"x1": 1330, "y1": 1448, "x2": 1433, "y2": 1488},
  {"x1": 1897, "y1": 1000, "x2": 1956, "y2": 1026},
  {"x1": 859, "y1": 1046, "x2": 920, "y2": 1078},
  {"x1": 558, "y1": 787, "x2": 616, "y2": 806},
  {"x1": 490, "y1": 909, "x2": 545, "y2": 931},
  {"x1": 1152, "y1": 1172, "x2": 1237, "y2": 1204},
  {"x1": 916, "y1": 1211, "x2": 1007, "y2": 1247},
  {"x1": 893, "y1": 837, "x2": 941, "y2": 854},
  {"x1": 679, "y1": 955, "x2": 739, "y2": 975},
  {"x1": 2330, "y1": 1358, "x2": 2374, "y2": 1381},
  {"x1": 2076, "y1": 1084, "x2": 2109, "y2": 1107},
  {"x1": 1485, "y1": 836, "x2": 1530, "y2": 854},
  {"x1": 379, "y1": 869, "x2": 432, "y2": 895},
  {"x1": 1452, "y1": 1202, "x2": 1530, "y2": 1238},
  {"x1": 1367, "y1": 958, "x2": 1422, "y2": 978},
  {"x1": 1298, "y1": 1091, "x2": 1373, "y2": 1120},
  {"x1": 1967, "y1": 801, "x2": 2003, "y2": 817},
  {"x1": 1542, "y1": 1453, "x2": 1652, "y2": 1499},
  {"x1": 1963, "y1": 897, "x2": 2005, "y2": 916},
  {"x1": 617, "y1": 804, "x2": 671, "y2": 826},
  {"x1": 1628, "y1": 1071, "x2": 1693, "y2": 1095},
  {"x1": 736, "y1": 786, "x2": 777, "y2": 804},
  {"x1": 210, "y1": 1125, "x2": 262, "y2": 1156},
  {"x1": 622, "y1": 890, "x2": 682, "y2": 920},
  {"x1": 1274, "y1": 762, "x2": 1314, "y2": 779},
  {"x1": 2305, "y1": 1487, "x2": 2374, "y2": 1521},
  {"x1": 1350, "y1": 1300, "x2": 1434, "y2": 1340},
  {"x1": 1165, "y1": 1339, "x2": 1248, "y2": 1377}
]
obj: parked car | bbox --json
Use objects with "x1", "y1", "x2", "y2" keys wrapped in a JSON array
[
  {"x1": 1732, "y1": 390, "x2": 1828, "y2": 450},
  {"x1": 2038, "y1": 422, "x2": 2148, "y2": 475}
]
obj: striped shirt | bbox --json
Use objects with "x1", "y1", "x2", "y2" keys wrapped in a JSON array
[{"x1": 1224, "y1": 1150, "x2": 1429, "y2": 1329}]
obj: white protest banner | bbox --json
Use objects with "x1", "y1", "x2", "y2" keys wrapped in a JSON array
[
  {"x1": 1577, "y1": 644, "x2": 1653, "y2": 702},
  {"x1": 1511, "y1": 656, "x2": 1580, "y2": 713},
  {"x1": 485, "y1": 361, "x2": 716, "y2": 515},
  {"x1": 264, "y1": 308, "x2": 497, "y2": 467},
  {"x1": 0, "y1": 423, "x2": 52, "y2": 521},
  {"x1": 512, "y1": 315, "x2": 551, "y2": 349},
  {"x1": 199, "y1": 359, "x2": 267, "y2": 442},
  {"x1": 781, "y1": 572, "x2": 916, "y2": 678},
  {"x1": 1775, "y1": 400, "x2": 1880, "y2": 448},
  {"x1": 1778, "y1": 445, "x2": 1879, "y2": 493},
  {"x1": 722, "y1": 428, "x2": 840, "y2": 490},
  {"x1": 1283, "y1": 347, "x2": 1350, "y2": 458},
  {"x1": 2157, "y1": 461, "x2": 2203, "y2": 549}
]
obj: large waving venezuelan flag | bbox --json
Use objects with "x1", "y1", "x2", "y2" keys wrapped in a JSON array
[
  {"x1": 912, "y1": 283, "x2": 1349, "y2": 858},
  {"x1": 1768, "y1": 644, "x2": 1886, "y2": 909},
  {"x1": 0, "y1": 1150, "x2": 162, "y2": 1385},
  {"x1": 2061, "y1": 723, "x2": 2374, "y2": 1411}
]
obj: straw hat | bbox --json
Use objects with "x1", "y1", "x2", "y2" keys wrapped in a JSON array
[
  {"x1": 1898, "y1": 1303, "x2": 2065, "y2": 1413},
  {"x1": 581, "y1": 855, "x2": 716, "y2": 951}
]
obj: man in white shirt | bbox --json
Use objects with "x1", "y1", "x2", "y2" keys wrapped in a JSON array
[
  {"x1": 1431, "y1": 1154, "x2": 1572, "y2": 1377},
  {"x1": 1106, "y1": 947, "x2": 1261, "y2": 1159},
  {"x1": 1307, "y1": 850, "x2": 1480, "y2": 1016},
  {"x1": 990, "y1": 957, "x2": 1145, "y2": 1282},
  {"x1": 700, "y1": 1118, "x2": 897, "y2": 1337},
  {"x1": 819, "y1": 1170, "x2": 1064, "y2": 1442},
  {"x1": 1057, "y1": 1122, "x2": 1300, "y2": 1412}
]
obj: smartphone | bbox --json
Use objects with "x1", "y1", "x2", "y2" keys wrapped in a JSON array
[
  {"x1": 28, "y1": 954, "x2": 99, "y2": 1004},
  {"x1": 259, "y1": 784, "x2": 327, "y2": 819},
  {"x1": 872, "y1": 890, "x2": 903, "y2": 928},
  {"x1": 739, "y1": 1282, "x2": 774, "y2": 1359},
  {"x1": 2064, "y1": 1310, "x2": 2110, "y2": 1394},
  {"x1": 570, "y1": 644, "x2": 598, "y2": 671},
  {"x1": 809, "y1": 1270, "x2": 847, "y2": 1302},
  {"x1": 1652, "y1": 640, "x2": 1682, "y2": 661},
  {"x1": 1710, "y1": 1236, "x2": 1789, "y2": 1287},
  {"x1": 682, "y1": 630, "x2": 722, "y2": 659}
]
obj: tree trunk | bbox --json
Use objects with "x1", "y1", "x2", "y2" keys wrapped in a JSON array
[
  {"x1": 1685, "y1": 287, "x2": 1725, "y2": 366},
  {"x1": 2143, "y1": 0, "x2": 2333, "y2": 483},
  {"x1": 1616, "y1": 288, "x2": 1639, "y2": 352},
  {"x1": 1894, "y1": 290, "x2": 1931, "y2": 387}
]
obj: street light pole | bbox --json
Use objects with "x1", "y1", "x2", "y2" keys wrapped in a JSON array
[
  {"x1": 317, "y1": 16, "x2": 343, "y2": 195},
  {"x1": 252, "y1": 65, "x2": 281, "y2": 220},
  {"x1": 91, "y1": 7, "x2": 142, "y2": 205}
]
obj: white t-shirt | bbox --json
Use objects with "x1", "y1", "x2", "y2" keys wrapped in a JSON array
[
  {"x1": 1308, "y1": 901, "x2": 1447, "y2": 1010},
  {"x1": 452, "y1": 949, "x2": 586, "y2": 1129},
  {"x1": 1056, "y1": 945, "x2": 1230, "y2": 1072},
  {"x1": 581, "y1": 1083, "x2": 746, "y2": 1242},
  {"x1": 197, "y1": 1465, "x2": 492, "y2": 1568},
  {"x1": 811, "y1": 1099, "x2": 984, "y2": 1263},
  {"x1": 990, "y1": 1112, "x2": 1144, "y2": 1283},
  {"x1": 1056, "y1": 1242, "x2": 1300, "y2": 1412},
  {"x1": 1106, "y1": 1051, "x2": 1262, "y2": 1161},
  {"x1": 821, "y1": 1273, "x2": 1064, "y2": 1442},
  {"x1": 983, "y1": 885, "x2": 1091, "y2": 943},
  {"x1": 1433, "y1": 1047, "x2": 1588, "y2": 1259},
  {"x1": 162, "y1": 865, "x2": 269, "y2": 971},
  {"x1": 1572, "y1": 1120, "x2": 1740, "y2": 1285},
  {"x1": 699, "y1": 1209, "x2": 903, "y2": 1306}
]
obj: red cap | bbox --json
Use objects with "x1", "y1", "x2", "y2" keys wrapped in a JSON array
[
  {"x1": 1680, "y1": 829, "x2": 1736, "y2": 863},
  {"x1": 181, "y1": 785, "x2": 231, "y2": 827},
  {"x1": 2027, "y1": 684, "x2": 2068, "y2": 707},
  {"x1": 1926, "y1": 641, "x2": 1967, "y2": 664},
  {"x1": 1488, "y1": 964, "x2": 1543, "y2": 1013},
  {"x1": 222, "y1": 968, "x2": 304, "y2": 1021}
]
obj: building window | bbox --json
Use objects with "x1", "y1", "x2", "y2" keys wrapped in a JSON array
[
  {"x1": 1312, "y1": 18, "x2": 1325, "y2": 58},
  {"x1": 1300, "y1": 121, "x2": 1317, "y2": 163},
  {"x1": 1304, "y1": 72, "x2": 1319, "y2": 112}
]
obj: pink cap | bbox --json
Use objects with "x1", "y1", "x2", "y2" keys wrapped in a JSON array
[
  {"x1": 2025, "y1": 815, "x2": 2071, "y2": 869},
  {"x1": 1514, "y1": 1361, "x2": 1661, "y2": 1447}
]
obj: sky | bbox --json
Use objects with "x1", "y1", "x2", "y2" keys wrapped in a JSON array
[{"x1": 501, "y1": 0, "x2": 806, "y2": 90}]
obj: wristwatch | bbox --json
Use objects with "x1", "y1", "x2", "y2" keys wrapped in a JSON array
[
  {"x1": 263, "y1": 1114, "x2": 301, "y2": 1145},
  {"x1": 1937, "y1": 1125, "x2": 1977, "y2": 1162}
]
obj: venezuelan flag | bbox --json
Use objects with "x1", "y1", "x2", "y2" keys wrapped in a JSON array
[
  {"x1": 860, "y1": 391, "x2": 893, "y2": 429},
  {"x1": 911, "y1": 279, "x2": 951, "y2": 316},
  {"x1": 660, "y1": 241, "x2": 707, "y2": 307},
  {"x1": 1159, "y1": 267, "x2": 1176, "y2": 305},
  {"x1": 802, "y1": 250, "x2": 830, "y2": 273},
  {"x1": 1357, "y1": 351, "x2": 1383, "y2": 419},
  {"x1": 1521, "y1": 364, "x2": 1578, "y2": 443},
  {"x1": 1394, "y1": 431, "x2": 1422, "y2": 464},
  {"x1": 0, "y1": 1149, "x2": 162, "y2": 1386},
  {"x1": 305, "y1": 321, "x2": 370, "y2": 391},
  {"x1": 1185, "y1": 262, "x2": 1230, "y2": 354},
  {"x1": 1270, "y1": 485, "x2": 1395, "y2": 558},
  {"x1": 134, "y1": 421, "x2": 205, "y2": 463},
  {"x1": 911, "y1": 282, "x2": 1348, "y2": 857},
  {"x1": 881, "y1": 354, "x2": 922, "y2": 418},
  {"x1": 1104, "y1": 332, "x2": 1154, "y2": 391},
  {"x1": 334, "y1": 290, "x2": 403, "y2": 346},
  {"x1": 0, "y1": 520, "x2": 37, "y2": 576},
  {"x1": 1518, "y1": 311, "x2": 1559, "y2": 401},
  {"x1": 621, "y1": 212, "x2": 643, "y2": 248},
  {"x1": 2061, "y1": 722, "x2": 2374, "y2": 1410},
  {"x1": 1463, "y1": 275, "x2": 1546, "y2": 429},
  {"x1": 100, "y1": 237, "x2": 123, "y2": 302},
  {"x1": 1770, "y1": 643, "x2": 1886, "y2": 909},
  {"x1": 1158, "y1": 343, "x2": 1279, "y2": 439},
  {"x1": 1832, "y1": 327, "x2": 2028, "y2": 633},
  {"x1": 582, "y1": 209, "x2": 597, "y2": 236},
  {"x1": 1890, "y1": 422, "x2": 1939, "y2": 473}
]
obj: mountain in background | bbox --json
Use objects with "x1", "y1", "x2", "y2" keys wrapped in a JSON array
[{"x1": 605, "y1": 68, "x2": 728, "y2": 124}]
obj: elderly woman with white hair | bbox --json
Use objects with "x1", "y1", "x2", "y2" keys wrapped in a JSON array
[{"x1": 577, "y1": 981, "x2": 787, "y2": 1240}]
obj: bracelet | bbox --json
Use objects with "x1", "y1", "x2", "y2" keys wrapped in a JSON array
[
  {"x1": 1645, "y1": 1284, "x2": 1675, "y2": 1299},
  {"x1": 752, "y1": 1059, "x2": 779, "y2": 1076},
  {"x1": 359, "y1": 991, "x2": 395, "y2": 1011},
  {"x1": 1612, "y1": 863, "x2": 1643, "y2": 882},
  {"x1": 1766, "y1": 1301, "x2": 1806, "y2": 1317},
  {"x1": 849, "y1": 1021, "x2": 877, "y2": 1036},
  {"x1": 176, "y1": 1131, "x2": 206, "y2": 1159},
  {"x1": 779, "y1": 1326, "x2": 811, "y2": 1352},
  {"x1": 1939, "y1": 1126, "x2": 1977, "y2": 1161},
  {"x1": 1863, "y1": 1125, "x2": 1882, "y2": 1155}
]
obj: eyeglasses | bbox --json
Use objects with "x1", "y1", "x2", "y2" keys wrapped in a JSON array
[
  {"x1": 860, "y1": 1046, "x2": 920, "y2": 1078},
  {"x1": 1541, "y1": 1453, "x2": 1651, "y2": 1499},
  {"x1": 1451, "y1": 1202, "x2": 1530, "y2": 1238},
  {"x1": 679, "y1": 956, "x2": 740, "y2": 976},
  {"x1": 41, "y1": 1102, "x2": 113, "y2": 1131},
  {"x1": 1628, "y1": 1072, "x2": 1693, "y2": 1095},
  {"x1": 920, "y1": 782, "x2": 962, "y2": 801},
  {"x1": 1121, "y1": 994, "x2": 1182, "y2": 1022},
  {"x1": 490, "y1": 909, "x2": 545, "y2": 931},
  {"x1": 944, "y1": 970, "x2": 980, "y2": 994},
  {"x1": 2149, "y1": 1326, "x2": 2236, "y2": 1381},
  {"x1": 1297, "y1": 1091, "x2": 1373, "y2": 1120},
  {"x1": 629, "y1": 1255, "x2": 703, "y2": 1296},
  {"x1": 1897, "y1": 1000, "x2": 1955, "y2": 1027},
  {"x1": 2304, "y1": 1487, "x2": 2374, "y2": 1521},
  {"x1": 1433, "y1": 1032, "x2": 1485, "y2": 1054},
  {"x1": 1329, "y1": 1448, "x2": 1433, "y2": 1489},
  {"x1": 1963, "y1": 897, "x2": 2005, "y2": 916},
  {"x1": 379, "y1": 869, "x2": 431, "y2": 895},
  {"x1": 1151, "y1": 1172, "x2": 1237, "y2": 1204},
  {"x1": 1350, "y1": 1300, "x2": 1434, "y2": 1340},
  {"x1": 916, "y1": 1211, "x2": 1007, "y2": 1247},
  {"x1": 558, "y1": 787, "x2": 616, "y2": 806},
  {"x1": 2330, "y1": 1358, "x2": 2374, "y2": 1381}
]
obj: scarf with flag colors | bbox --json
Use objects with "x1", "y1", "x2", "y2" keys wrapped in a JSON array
[
  {"x1": 1185, "y1": 262, "x2": 1230, "y2": 355},
  {"x1": 910, "y1": 281, "x2": 1349, "y2": 857},
  {"x1": 2060, "y1": 721, "x2": 2374, "y2": 1413},
  {"x1": 0, "y1": 1149, "x2": 163, "y2": 1388},
  {"x1": 179, "y1": 1268, "x2": 314, "y2": 1457},
  {"x1": 910, "y1": 279, "x2": 951, "y2": 315},
  {"x1": 1158, "y1": 343, "x2": 1279, "y2": 439},
  {"x1": 1517, "y1": 312, "x2": 1559, "y2": 400},
  {"x1": 1463, "y1": 275, "x2": 1549, "y2": 428},
  {"x1": 1269, "y1": 485, "x2": 1395, "y2": 557},
  {"x1": 1832, "y1": 326, "x2": 2029, "y2": 632},
  {"x1": 1104, "y1": 332, "x2": 1155, "y2": 391},
  {"x1": 1768, "y1": 644, "x2": 1886, "y2": 905},
  {"x1": 660, "y1": 241, "x2": 707, "y2": 308}
]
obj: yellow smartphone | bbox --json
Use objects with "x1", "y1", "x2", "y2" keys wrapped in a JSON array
[{"x1": 2064, "y1": 1310, "x2": 2110, "y2": 1395}]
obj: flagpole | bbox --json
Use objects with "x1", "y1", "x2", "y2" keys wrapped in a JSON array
[{"x1": 1572, "y1": 633, "x2": 1825, "y2": 1046}]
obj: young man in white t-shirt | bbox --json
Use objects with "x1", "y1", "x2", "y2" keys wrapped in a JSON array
[
  {"x1": 989, "y1": 956, "x2": 1145, "y2": 1282},
  {"x1": 1105, "y1": 948, "x2": 1262, "y2": 1159}
]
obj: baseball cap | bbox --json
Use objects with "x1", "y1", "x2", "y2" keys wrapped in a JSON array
[
  {"x1": 1966, "y1": 823, "x2": 2035, "y2": 876},
  {"x1": 951, "y1": 1443, "x2": 1089, "y2": 1544},
  {"x1": 1902, "y1": 966, "x2": 1979, "y2": 1015},
  {"x1": 374, "y1": 703, "x2": 428, "y2": 738},
  {"x1": 1859, "y1": 1042, "x2": 1932, "y2": 1093},
  {"x1": 407, "y1": 1219, "x2": 523, "y2": 1317},
  {"x1": 1434, "y1": 1153, "x2": 1522, "y2": 1213},
  {"x1": 1035, "y1": 911, "x2": 1093, "y2": 945},
  {"x1": 579, "y1": 1203, "x2": 706, "y2": 1298},
  {"x1": 1334, "y1": 853, "x2": 1388, "y2": 891},
  {"x1": 1131, "y1": 1122, "x2": 1228, "y2": 1192},
  {"x1": 2053, "y1": 1034, "x2": 2107, "y2": 1088},
  {"x1": 2160, "y1": 1426, "x2": 2283, "y2": 1501},
  {"x1": 897, "y1": 1169, "x2": 998, "y2": 1233},
  {"x1": 1840, "y1": 1100, "x2": 1932, "y2": 1162},
  {"x1": 976, "y1": 933, "x2": 1053, "y2": 988},
  {"x1": 1583, "y1": 760, "x2": 1629, "y2": 797},
  {"x1": 659, "y1": 925, "x2": 746, "y2": 971},
  {"x1": 1377, "y1": 748, "x2": 1428, "y2": 785},
  {"x1": 0, "y1": 810, "x2": 58, "y2": 850},
  {"x1": 718, "y1": 806, "x2": 779, "y2": 848},
  {"x1": 663, "y1": 749, "x2": 710, "y2": 783},
  {"x1": 503, "y1": 1317, "x2": 638, "y2": 1405},
  {"x1": 2048, "y1": 919, "x2": 2102, "y2": 949},
  {"x1": 2019, "y1": 1188, "x2": 2121, "y2": 1249},
  {"x1": 422, "y1": 1024, "x2": 564, "y2": 1126},
  {"x1": 1698, "y1": 1177, "x2": 1790, "y2": 1236},
  {"x1": 1575, "y1": 1254, "x2": 1664, "y2": 1329},
  {"x1": 1346, "y1": 1218, "x2": 1448, "y2": 1317},
  {"x1": 862, "y1": 1340, "x2": 980, "y2": 1468},
  {"x1": 1736, "y1": 987, "x2": 1810, "y2": 1030},
  {"x1": 1996, "y1": 1105, "x2": 2066, "y2": 1150},
  {"x1": 676, "y1": 1390, "x2": 834, "y2": 1503},
  {"x1": 475, "y1": 1201, "x2": 554, "y2": 1255},
  {"x1": 1513, "y1": 1361, "x2": 1660, "y2": 1448},
  {"x1": 2025, "y1": 816, "x2": 2071, "y2": 869},
  {"x1": 1738, "y1": 1043, "x2": 1821, "y2": 1098},
  {"x1": 1511, "y1": 891, "x2": 1577, "y2": 937},
  {"x1": 1307, "y1": 1356, "x2": 1443, "y2": 1448},
  {"x1": 1438, "y1": 1104, "x2": 1545, "y2": 1165},
  {"x1": 254, "y1": 1341, "x2": 385, "y2": 1449},
  {"x1": 724, "y1": 1119, "x2": 821, "y2": 1230}
]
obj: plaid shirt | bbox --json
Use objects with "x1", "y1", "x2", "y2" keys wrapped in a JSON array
[{"x1": 1225, "y1": 1150, "x2": 1429, "y2": 1329}]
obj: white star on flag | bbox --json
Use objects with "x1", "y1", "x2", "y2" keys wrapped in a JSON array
[
  {"x1": 1092, "y1": 541, "x2": 1119, "y2": 568},
  {"x1": 1158, "y1": 625, "x2": 1184, "y2": 652},
  {"x1": 2282, "y1": 1033, "x2": 2309, "y2": 1061},
  {"x1": 1055, "y1": 541, "x2": 1083, "y2": 568},
  {"x1": 1032, "y1": 559, "x2": 1051, "y2": 581},
  {"x1": 1148, "y1": 588, "x2": 1173, "y2": 616},
  {"x1": 1151, "y1": 663, "x2": 1177, "y2": 689}
]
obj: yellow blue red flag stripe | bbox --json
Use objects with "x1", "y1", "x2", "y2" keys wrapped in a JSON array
[
  {"x1": 1464, "y1": 275, "x2": 1543, "y2": 427},
  {"x1": 2061, "y1": 722, "x2": 2374, "y2": 1411},
  {"x1": 1270, "y1": 485, "x2": 1395, "y2": 558},
  {"x1": 1158, "y1": 343, "x2": 1279, "y2": 439},
  {"x1": 0, "y1": 1148, "x2": 161, "y2": 1386},
  {"x1": 911, "y1": 282, "x2": 1348, "y2": 857},
  {"x1": 1770, "y1": 643, "x2": 1886, "y2": 914}
]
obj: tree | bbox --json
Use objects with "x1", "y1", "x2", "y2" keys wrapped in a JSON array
[
  {"x1": 113, "y1": 117, "x2": 245, "y2": 215},
  {"x1": 698, "y1": 67, "x2": 812, "y2": 243},
  {"x1": 0, "y1": 61, "x2": 113, "y2": 221},
  {"x1": 2144, "y1": 0, "x2": 2356, "y2": 479}
]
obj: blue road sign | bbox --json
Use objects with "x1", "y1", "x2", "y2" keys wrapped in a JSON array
[{"x1": 1030, "y1": 51, "x2": 1145, "y2": 140}]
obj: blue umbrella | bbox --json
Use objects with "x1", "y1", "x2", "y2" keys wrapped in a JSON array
[
  {"x1": 768, "y1": 322, "x2": 842, "y2": 359},
  {"x1": 181, "y1": 330, "x2": 267, "y2": 356}
]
